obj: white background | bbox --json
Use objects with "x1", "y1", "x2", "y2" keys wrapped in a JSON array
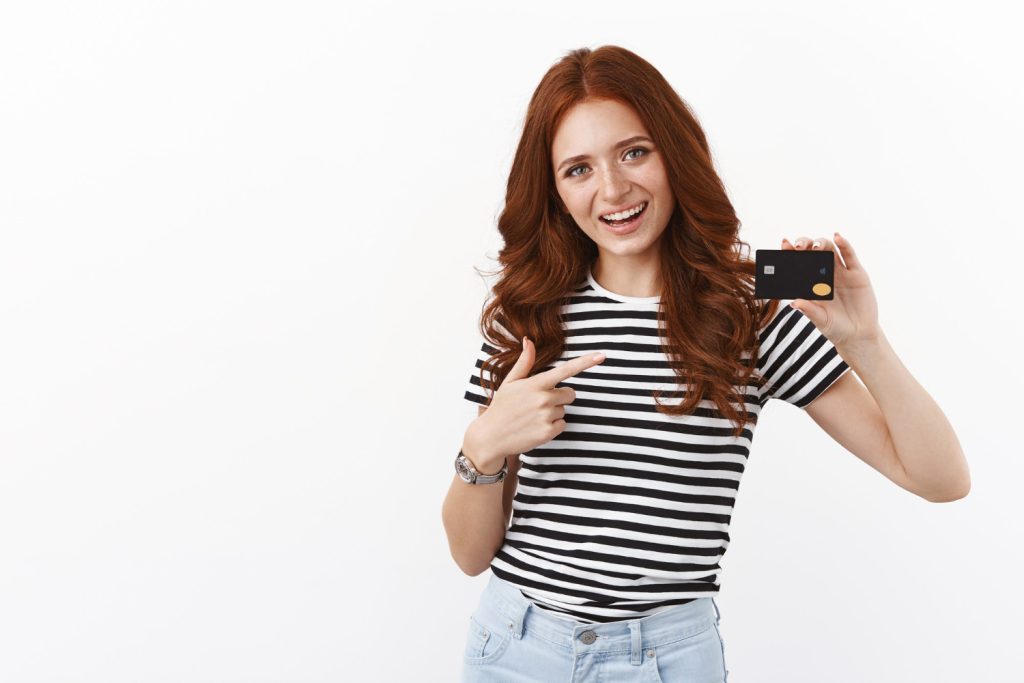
[{"x1": 1, "y1": 1, "x2": 1021, "y2": 681}]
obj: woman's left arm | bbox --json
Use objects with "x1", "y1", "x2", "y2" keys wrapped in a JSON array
[{"x1": 783, "y1": 233, "x2": 971, "y2": 503}]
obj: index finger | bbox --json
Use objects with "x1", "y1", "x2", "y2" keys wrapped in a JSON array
[{"x1": 534, "y1": 351, "x2": 606, "y2": 388}]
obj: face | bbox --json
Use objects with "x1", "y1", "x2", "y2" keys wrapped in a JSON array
[{"x1": 551, "y1": 98, "x2": 674, "y2": 268}]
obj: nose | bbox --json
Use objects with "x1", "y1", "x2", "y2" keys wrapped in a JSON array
[{"x1": 598, "y1": 165, "x2": 631, "y2": 203}]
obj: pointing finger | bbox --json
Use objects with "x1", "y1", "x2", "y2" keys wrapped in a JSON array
[{"x1": 535, "y1": 350, "x2": 606, "y2": 388}]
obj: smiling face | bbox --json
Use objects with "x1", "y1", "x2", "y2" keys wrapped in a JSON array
[{"x1": 551, "y1": 98, "x2": 675, "y2": 289}]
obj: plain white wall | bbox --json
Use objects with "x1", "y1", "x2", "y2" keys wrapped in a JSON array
[{"x1": 1, "y1": 1, "x2": 1020, "y2": 681}]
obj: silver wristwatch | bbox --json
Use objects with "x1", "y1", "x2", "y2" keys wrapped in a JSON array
[{"x1": 455, "y1": 450, "x2": 508, "y2": 484}]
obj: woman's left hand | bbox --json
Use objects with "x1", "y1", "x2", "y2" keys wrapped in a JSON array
[{"x1": 781, "y1": 233, "x2": 882, "y2": 352}]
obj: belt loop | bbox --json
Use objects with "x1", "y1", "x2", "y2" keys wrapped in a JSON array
[
  {"x1": 711, "y1": 597, "x2": 721, "y2": 624},
  {"x1": 491, "y1": 576, "x2": 531, "y2": 640},
  {"x1": 507, "y1": 597, "x2": 529, "y2": 640},
  {"x1": 629, "y1": 621, "x2": 642, "y2": 665}
]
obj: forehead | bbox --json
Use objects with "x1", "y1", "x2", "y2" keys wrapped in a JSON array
[{"x1": 551, "y1": 99, "x2": 648, "y2": 159}]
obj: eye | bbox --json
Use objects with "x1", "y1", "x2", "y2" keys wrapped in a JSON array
[
  {"x1": 565, "y1": 164, "x2": 586, "y2": 178},
  {"x1": 563, "y1": 147, "x2": 650, "y2": 179},
  {"x1": 624, "y1": 146, "x2": 648, "y2": 161}
]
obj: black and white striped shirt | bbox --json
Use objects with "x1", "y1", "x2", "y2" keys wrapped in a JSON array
[{"x1": 462, "y1": 267, "x2": 851, "y2": 623}]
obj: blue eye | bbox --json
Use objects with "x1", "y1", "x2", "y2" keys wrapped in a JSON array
[{"x1": 565, "y1": 147, "x2": 649, "y2": 178}]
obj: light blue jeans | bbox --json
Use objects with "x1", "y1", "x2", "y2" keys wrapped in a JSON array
[{"x1": 461, "y1": 572, "x2": 730, "y2": 682}]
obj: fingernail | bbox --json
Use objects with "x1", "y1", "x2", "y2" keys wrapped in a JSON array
[{"x1": 593, "y1": 353, "x2": 606, "y2": 361}]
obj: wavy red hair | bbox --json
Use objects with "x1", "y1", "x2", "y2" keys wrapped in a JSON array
[{"x1": 474, "y1": 45, "x2": 780, "y2": 439}]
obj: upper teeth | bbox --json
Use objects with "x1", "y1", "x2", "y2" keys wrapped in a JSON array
[{"x1": 601, "y1": 202, "x2": 646, "y2": 221}]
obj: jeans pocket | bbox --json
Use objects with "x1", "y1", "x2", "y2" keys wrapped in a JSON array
[
  {"x1": 463, "y1": 613, "x2": 512, "y2": 665},
  {"x1": 647, "y1": 621, "x2": 724, "y2": 683}
]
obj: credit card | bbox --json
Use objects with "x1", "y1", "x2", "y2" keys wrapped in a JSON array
[{"x1": 754, "y1": 249, "x2": 836, "y2": 300}]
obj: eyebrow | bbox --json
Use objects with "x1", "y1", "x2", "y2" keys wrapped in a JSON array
[{"x1": 555, "y1": 135, "x2": 653, "y2": 173}]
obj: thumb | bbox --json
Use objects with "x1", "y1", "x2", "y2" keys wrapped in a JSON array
[{"x1": 504, "y1": 336, "x2": 536, "y2": 382}]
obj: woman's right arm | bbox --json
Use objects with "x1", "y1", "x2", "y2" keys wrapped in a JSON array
[
  {"x1": 441, "y1": 338, "x2": 603, "y2": 576},
  {"x1": 441, "y1": 405, "x2": 519, "y2": 576}
]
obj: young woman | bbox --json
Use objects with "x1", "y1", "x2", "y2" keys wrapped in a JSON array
[{"x1": 441, "y1": 45, "x2": 969, "y2": 683}]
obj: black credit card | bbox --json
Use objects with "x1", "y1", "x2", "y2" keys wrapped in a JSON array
[{"x1": 754, "y1": 249, "x2": 836, "y2": 300}]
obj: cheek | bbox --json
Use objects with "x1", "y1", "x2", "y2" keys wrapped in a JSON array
[
  {"x1": 636, "y1": 164, "x2": 670, "y2": 192},
  {"x1": 560, "y1": 190, "x2": 590, "y2": 221}
]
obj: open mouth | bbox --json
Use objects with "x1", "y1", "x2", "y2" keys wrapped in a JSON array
[{"x1": 600, "y1": 201, "x2": 648, "y2": 229}]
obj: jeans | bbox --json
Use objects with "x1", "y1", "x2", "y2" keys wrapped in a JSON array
[{"x1": 461, "y1": 572, "x2": 730, "y2": 682}]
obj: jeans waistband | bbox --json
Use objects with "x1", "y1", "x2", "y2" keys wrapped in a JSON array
[{"x1": 477, "y1": 572, "x2": 722, "y2": 665}]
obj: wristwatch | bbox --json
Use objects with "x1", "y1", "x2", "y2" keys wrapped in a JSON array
[{"x1": 455, "y1": 450, "x2": 508, "y2": 484}]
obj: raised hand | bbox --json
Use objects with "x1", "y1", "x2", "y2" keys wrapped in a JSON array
[{"x1": 781, "y1": 232, "x2": 881, "y2": 353}]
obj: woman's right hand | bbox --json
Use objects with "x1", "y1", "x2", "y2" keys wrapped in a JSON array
[{"x1": 463, "y1": 337, "x2": 606, "y2": 471}]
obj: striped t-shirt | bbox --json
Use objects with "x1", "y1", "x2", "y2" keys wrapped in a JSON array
[{"x1": 462, "y1": 267, "x2": 851, "y2": 623}]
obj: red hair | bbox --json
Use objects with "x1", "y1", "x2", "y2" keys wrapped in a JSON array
[{"x1": 475, "y1": 45, "x2": 780, "y2": 438}]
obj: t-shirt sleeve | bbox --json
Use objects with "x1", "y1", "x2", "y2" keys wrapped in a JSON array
[
  {"x1": 756, "y1": 300, "x2": 852, "y2": 408},
  {"x1": 463, "y1": 340, "x2": 500, "y2": 408}
]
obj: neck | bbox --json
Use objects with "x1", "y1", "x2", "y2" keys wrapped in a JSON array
[{"x1": 591, "y1": 257, "x2": 662, "y2": 298}]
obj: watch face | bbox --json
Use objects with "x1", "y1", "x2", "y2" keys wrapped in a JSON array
[{"x1": 455, "y1": 456, "x2": 474, "y2": 480}]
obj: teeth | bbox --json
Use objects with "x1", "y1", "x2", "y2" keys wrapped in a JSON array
[{"x1": 601, "y1": 202, "x2": 646, "y2": 221}]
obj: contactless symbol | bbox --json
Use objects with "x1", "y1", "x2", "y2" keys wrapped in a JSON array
[{"x1": 812, "y1": 283, "x2": 832, "y2": 296}]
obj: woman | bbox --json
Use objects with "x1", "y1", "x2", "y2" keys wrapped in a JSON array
[{"x1": 441, "y1": 45, "x2": 969, "y2": 683}]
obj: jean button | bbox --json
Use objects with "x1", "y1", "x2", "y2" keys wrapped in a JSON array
[{"x1": 579, "y1": 630, "x2": 597, "y2": 644}]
